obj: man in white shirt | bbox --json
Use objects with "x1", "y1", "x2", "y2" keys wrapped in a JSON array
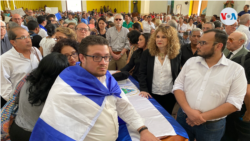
[
  {"x1": 173, "y1": 29, "x2": 247, "y2": 141},
  {"x1": 142, "y1": 16, "x2": 155, "y2": 33},
  {"x1": 12, "y1": 14, "x2": 29, "y2": 31},
  {"x1": 30, "y1": 35, "x2": 159, "y2": 141},
  {"x1": 237, "y1": 14, "x2": 250, "y2": 49},
  {"x1": 223, "y1": 31, "x2": 249, "y2": 60},
  {"x1": 1, "y1": 27, "x2": 42, "y2": 102}
]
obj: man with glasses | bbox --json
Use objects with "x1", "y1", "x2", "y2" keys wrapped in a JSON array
[
  {"x1": 106, "y1": 14, "x2": 130, "y2": 70},
  {"x1": 202, "y1": 22, "x2": 215, "y2": 32},
  {"x1": 76, "y1": 23, "x2": 90, "y2": 43},
  {"x1": 12, "y1": 14, "x2": 29, "y2": 31},
  {"x1": 30, "y1": 35, "x2": 159, "y2": 141},
  {"x1": 237, "y1": 14, "x2": 250, "y2": 49},
  {"x1": 180, "y1": 28, "x2": 202, "y2": 66},
  {"x1": 224, "y1": 21, "x2": 238, "y2": 36},
  {"x1": 173, "y1": 29, "x2": 247, "y2": 141},
  {"x1": 223, "y1": 31, "x2": 248, "y2": 60},
  {"x1": 1, "y1": 27, "x2": 42, "y2": 107}
]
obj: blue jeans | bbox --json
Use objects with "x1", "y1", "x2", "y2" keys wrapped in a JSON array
[{"x1": 176, "y1": 108, "x2": 226, "y2": 141}]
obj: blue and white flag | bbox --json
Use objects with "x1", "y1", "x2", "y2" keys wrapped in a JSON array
[{"x1": 30, "y1": 65, "x2": 121, "y2": 141}]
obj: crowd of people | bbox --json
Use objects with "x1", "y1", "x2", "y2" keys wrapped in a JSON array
[{"x1": 1, "y1": 4, "x2": 250, "y2": 141}]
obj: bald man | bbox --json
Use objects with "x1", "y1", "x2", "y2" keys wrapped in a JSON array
[
  {"x1": 76, "y1": 23, "x2": 90, "y2": 43},
  {"x1": 237, "y1": 14, "x2": 250, "y2": 49},
  {"x1": 12, "y1": 14, "x2": 29, "y2": 31}
]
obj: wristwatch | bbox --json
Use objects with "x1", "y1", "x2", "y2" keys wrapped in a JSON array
[{"x1": 120, "y1": 53, "x2": 123, "y2": 56}]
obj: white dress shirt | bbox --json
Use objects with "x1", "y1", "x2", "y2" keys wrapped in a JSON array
[
  {"x1": 237, "y1": 25, "x2": 250, "y2": 50},
  {"x1": 38, "y1": 28, "x2": 48, "y2": 38},
  {"x1": 85, "y1": 75, "x2": 144, "y2": 141},
  {"x1": 228, "y1": 45, "x2": 243, "y2": 59},
  {"x1": 1, "y1": 47, "x2": 42, "y2": 101},
  {"x1": 187, "y1": 23, "x2": 196, "y2": 31},
  {"x1": 39, "y1": 37, "x2": 56, "y2": 57},
  {"x1": 173, "y1": 55, "x2": 247, "y2": 121},
  {"x1": 142, "y1": 20, "x2": 155, "y2": 33},
  {"x1": 177, "y1": 23, "x2": 187, "y2": 36},
  {"x1": 152, "y1": 56, "x2": 173, "y2": 95}
]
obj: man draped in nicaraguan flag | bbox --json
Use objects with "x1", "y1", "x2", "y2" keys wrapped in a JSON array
[{"x1": 30, "y1": 36, "x2": 160, "y2": 141}]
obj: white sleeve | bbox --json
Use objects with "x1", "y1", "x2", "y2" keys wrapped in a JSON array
[
  {"x1": 226, "y1": 67, "x2": 247, "y2": 110},
  {"x1": 1, "y1": 61, "x2": 12, "y2": 101},
  {"x1": 116, "y1": 91, "x2": 144, "y2": 130}
]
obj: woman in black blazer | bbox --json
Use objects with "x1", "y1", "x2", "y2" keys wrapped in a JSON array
[{"x1": 139, "y1": 25, "x2": 181, "y2": 114}]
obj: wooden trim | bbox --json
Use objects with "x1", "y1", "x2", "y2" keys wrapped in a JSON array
[{"x1": 66, "y1": 0, "x2": 68, "y2": 11}]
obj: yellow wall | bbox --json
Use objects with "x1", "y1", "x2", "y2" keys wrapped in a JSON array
[
  {"x1": 86, "y1": 0, "x2": 105, "y2": 12},
  {"x1": 14, "y1": 1, "x2": 41, "y2": 10},
  {"x1": 40, "y1": 1, "x2": 62, "y2": 12},
  {"x1": 86, "y1": 1, "x2": 129, "y2": 13},
  {"x1": 131, "y1": 0, "x2": 141, "y2": 14}
]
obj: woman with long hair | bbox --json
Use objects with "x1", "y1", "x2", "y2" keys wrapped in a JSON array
[
  {"x1": 126, "y1": 30, "x2": 141, "y2": 63},
  {"x1": 120, "y1": 33, "x2": 151, "y2": 81},
  {"x1": 186, "y1": 18, "x2": 196, "y2": 32},
  {"x1": 9, "y1": 53, "x2": 69, "y2": 141},
  {"x1": 139, "y1": 25, "x2": 181, "y2": 114},
  {"x1": 91, "y1": 17, "x2": 107, "y2": 38}
]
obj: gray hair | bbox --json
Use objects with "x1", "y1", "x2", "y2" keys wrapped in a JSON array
[
  {"x1": 239, "y1": 14, "x2": 250, "y2": 25},
  {"x1": 8, "y1": 21, "x2": 19, "y2": 29},
  {"x1": 234, "y1": 31, "x2": 248, "y2": 45},
  {"x1": 25, "y1": 16, "x2": 36, "y2": 23},
  {"x1": 203, "y1": 22, "x2": 215, "y2": 29},
  {"x1": 114, "y1": 13, "x2": 123, "y2": 20},
  {"x1": 0, "y1": 20, "x2": 6, "y2": 26},
  {"x1": 167, "y1": 19, "x2": 177, "y2": 29},
  {"x1": 8, "y1": 27, "x2": 26, "y2": 40},
  {"x1": 190, "y1": 28, "x2": 203, "y2": 36}
]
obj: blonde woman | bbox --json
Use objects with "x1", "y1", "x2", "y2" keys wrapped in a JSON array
[
  {"x1": 54, "y1": 27, "x2": 77, "y2": 42},
  {"x1": 155, "y1": 19, "x2": 162, "y2": 29},
  {"x1": 139, "y1": 25, "x2": 181, "y2": 114}
]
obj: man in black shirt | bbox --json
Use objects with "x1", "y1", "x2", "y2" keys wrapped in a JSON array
[
  {"x1": 27, "y1": 20, "x2": 42, "y2": 49},
  {"x1": 180, "y1": 28, "x2": 202, "y2": 66}
]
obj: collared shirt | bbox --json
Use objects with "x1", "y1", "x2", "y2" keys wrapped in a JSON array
[
  {"x1": 85, "y1": 75, "x2": 144, "y2": 141},
  {"x1": 1, "y1": 33, "x2": 12, "y2": 55},
  {"x1": 187, "y1": 23, "x2": 196, "y2": 31},
  {"x1": 173, "y1": 55, "x2": 247, "y2": 121},
  {"x1": 65, "y1": 18, "x2": 78, "y2": 25},
  {"x1": 142, "y1": 21, "x2": 155, "y2": 33},
  {"x1": 21, "y1": 24, "x2": 29, "y2": 31},
  {"x1": 122, "y1": 21, "x2": 133, "y2": 29},
  {"x1": 106, "y1": 26, "x2": 130, "y2": 51},
  {"x1": 237, "y1": 25, "x2": 250, "y2": 49},
  {"x1": 152, "y1": 56, "x2": 173, "y2": 95},
  {"x1": 1, "y1": 47, "x2": 42, "y2": 101},
  {"x1": 177, "y1": 23, "x2": 187, "y2": 36},
  {"x1": 228, "y1": 45, "x2": 244, "y2": 59},
  {"x1": 180, "y1": 43, "x2": 198, "y2": 66},
  {"x1": 39, "y1": 24, "x2": 47, "y2": 32}
]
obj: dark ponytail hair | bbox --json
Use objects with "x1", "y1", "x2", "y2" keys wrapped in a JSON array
[{"x1": 27, "y1": 52, "x2": 69, "y2": 106}]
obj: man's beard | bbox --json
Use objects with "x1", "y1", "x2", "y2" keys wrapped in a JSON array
[{"x1": 198, "y1": 46, "x2": 215, "y2": 59}]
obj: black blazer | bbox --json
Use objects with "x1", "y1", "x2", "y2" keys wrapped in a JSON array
[{"x1": 139, "y1": 49, "x2": 181, "y2": 93}]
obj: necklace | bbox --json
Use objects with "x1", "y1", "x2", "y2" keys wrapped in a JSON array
[{"x1": 158, "y1": 53, "x2": 165, "y2": 60}]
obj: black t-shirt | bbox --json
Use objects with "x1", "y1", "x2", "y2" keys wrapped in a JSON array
[
  {"x1": 29, "y1": 31, "x2": 42, "y2": 49},
  {"x1": 180, "y1": 43, "x2": 198, "y2": 67}
]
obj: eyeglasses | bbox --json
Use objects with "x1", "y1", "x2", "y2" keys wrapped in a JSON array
[
  {"x1": 84, "y1": 54, "x2": 112, "y2": 62},
  {"x1": 15, "y1": 36, "x2": 33, "y2": 40},
  {"x1": 115, "y1": 19, "x2": 122, "y2": 21},
  {"x1": 64, "y1": 51, "x2": 78, "y2": 60},
  {"x1": 198, "y1": 41, "x2": 219, "y2": 46},
  {"x1": 76, "y1": 28, "x2": 89, "y2": 32}
]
